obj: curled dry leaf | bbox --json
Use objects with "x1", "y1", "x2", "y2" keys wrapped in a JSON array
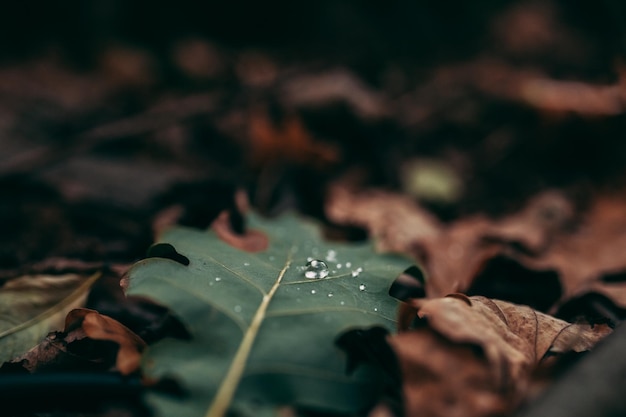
[
  {"x1": 65, "y1": 308, "x2": 146, "y2": 375},
  {"x1": 388, "y1": 294, "x2": 611, "y2": 417},
  {"x1": 6, "y1": 308, "x2": 145, "y2": 375}
]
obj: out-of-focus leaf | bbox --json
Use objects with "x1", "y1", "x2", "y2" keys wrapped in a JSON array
[
  {"x1": 126, "y1": 212, "x2": 410, "y2": 417},
  {"x1": 0, "y1": 272, "x2": 100, "y2": 364},
  {"x1": 327, "y1": 186, "x2": 576, "y2": 303}
]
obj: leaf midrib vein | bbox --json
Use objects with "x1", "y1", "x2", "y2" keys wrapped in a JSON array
[{"x1": 205, "y1": 250, "x2": 293, "y2": 417}]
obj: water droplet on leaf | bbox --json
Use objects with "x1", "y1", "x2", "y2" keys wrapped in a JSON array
[
  {"x1": 311, "y1": 289, "x2": 317, "y2": 295},
  {"x1": 327, "y1": 292, "x2": 333, "y2": 297},
  {"x1": 234, "y1": 305, "x2": 242, "y2": 313},
  {"x1": 351, "y1": 267, "x2": 363, "y2": 277},
  {"x1": 215, "y1": 277, "x2": 222, "y2": 282},
  {"x1": 243, "y1": 262, "x2": 250, "y2": 266},
  {"x1": 359, "y1": 284, "x2": 366, "y2": 291},
  {"x1": 304, "y1": 259, "x2": 329, "y2": 279}
]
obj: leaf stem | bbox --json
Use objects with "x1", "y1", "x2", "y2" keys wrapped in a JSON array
[{"x1": 206, "y1": 254, "x2": 292, "y2": 417}]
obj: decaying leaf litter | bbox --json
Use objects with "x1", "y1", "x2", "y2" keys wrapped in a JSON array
[{"x1": 1, "y1": 0, "x2": 626, "y2": 416}]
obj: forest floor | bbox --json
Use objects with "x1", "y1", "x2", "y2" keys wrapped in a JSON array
[{"x1": 1, "y1": 1, "x2": 625, "y2": 416}]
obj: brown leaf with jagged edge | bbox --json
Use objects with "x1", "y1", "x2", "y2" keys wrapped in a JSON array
[{"x1": 388, "y1": 294, "x2": 611, "y2": 417}]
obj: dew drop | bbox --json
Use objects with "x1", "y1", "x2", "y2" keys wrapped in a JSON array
[
  {"x1": 327, "y1": 292, "x2": 333, "y2": 297},
  {"x1": 359, "y1": 284, "x2": 366, "y2": 291},
  {"x1": 351, "y1": 267, "x2": 363, "y2": 277},
  {"x1": 243, "y1": 262, "x2": 250, "y2": 266},
  {"x1": 325, "y1": 250, "x2": 338, "y2": 262},
  {"x1": 337, "y1": 263, "x2": 342, "y2": 269},
  {"x1": 311, "y1": 290, "x2": 316, "y2": 295},
  {"x1": 304, "y1": 259, "x2": 329, "y2": 279},
  {"x1": 374, "y1": 307, "x2": 378, "y2": 312},
  {"x1": 215, "y1": 277, "x2": 222, "y2": 282},
  {"x1": 346, "y1": 262, "x2": 352, "y2": 268},
  {"x1": 234, "y1": 305, "x2": 242, "y2": 313},
  {"x1": 307, "y1": 256, "x2": 313, "y2": 262},
  {"x1": 340, "y1": 301, "x2": 345, "y2": 305}
]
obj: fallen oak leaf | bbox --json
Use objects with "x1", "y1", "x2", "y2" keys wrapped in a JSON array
[
  {"x1": 388, "y1": 294, "x2": 611, "y2": 417},
  {"x1": 406, "y1": 295, "x2": 611, "y2": 371},
  {"x1": 65, "y1": 308, "x2": 146, "y2": 375},
  {"x1": 125, "y1": 212, "x2": 410, "y2": 417}
]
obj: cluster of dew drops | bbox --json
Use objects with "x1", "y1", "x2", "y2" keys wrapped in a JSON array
[{"x1": 303, "y1": 249, "x2": 366, "y2": 294}]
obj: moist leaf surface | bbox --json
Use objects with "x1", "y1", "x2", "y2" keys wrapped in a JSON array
[{"x1": 126, "y1": 213, "x2": 410, "y2": 417}]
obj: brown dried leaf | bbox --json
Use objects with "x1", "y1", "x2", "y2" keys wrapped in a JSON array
[
  {"x1": 522, "y1": 194, "x2": 626, "y2": 309},
  {"x1": 388, "y1": 328, "x2": 510, "y2": 417},
  {"x1": 326, "y1": 186, "x2": 573, "y2": 298},
  {"x1": 391, "y1": 295, "x2": 611, "y2": 417},
  {"x1": 326, "y1": 184, "x2": 442, "y2": 255},
  {"x1": 65, "y1": 308, "x2": 146, "y2": 375}
]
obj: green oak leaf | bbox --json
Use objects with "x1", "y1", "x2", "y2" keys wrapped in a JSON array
[{"x1": 126, "y1": 213, "x2": 410, "y2": 417}]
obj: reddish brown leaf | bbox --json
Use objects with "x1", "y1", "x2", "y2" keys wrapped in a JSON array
[
  {"x1": 388, "y1": 328, "x2": 511, "y2": 417},
  {"x1": 520, "y1": 194, "x2": 626, "y2": 309},
  {"x1": 326, "y1": 186, "x2": 573, "y2": 298},
  {"x1": 390, "y1": 295, "x2": 611, "y2": 417},
  {"x1": 248, "y1": 109, "x2": 339, "y2": 169},
  {"x1": 326, "y1": 184, "x2": 442, "y2": 255}
]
